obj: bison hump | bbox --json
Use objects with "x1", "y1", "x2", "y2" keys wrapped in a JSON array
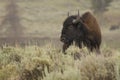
[{"x1": 81, "y1": 12, "x2": 101, "y2": 35}]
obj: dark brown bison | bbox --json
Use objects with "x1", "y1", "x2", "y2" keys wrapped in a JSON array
[{"x1": 60, "y1": 11, "x2": 102, "y2": 54}]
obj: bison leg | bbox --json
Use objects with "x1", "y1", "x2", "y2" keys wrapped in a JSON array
[
  {"x1": 95, "y1": 44, "x2": 101, "y2": 55},
  {"x1": 92, "y1": 40, "x2": 101, "y2": 54},
  {"x1": 78, "y1": 42, "x2": 82, "y2": 48},
  {"x1": 96, "y1": 48, "x2": 101, "y2": 54},
  {"x1": 62, "y1": 42, "x2": 72, "y2": 54},
  {"x1": 75, "y1": 40, "x2": 82, "y2": 48},
  {"x1": 83, "y1": 39, "x2": 93, "y2": 52}
]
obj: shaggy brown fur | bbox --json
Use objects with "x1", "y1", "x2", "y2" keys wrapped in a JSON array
[
  {"x1": 81, "y1": 12, "x2": 102, "y2": 52},
  {"x1": 81, "y1": 12, "x2": 101, "y2": 39}
]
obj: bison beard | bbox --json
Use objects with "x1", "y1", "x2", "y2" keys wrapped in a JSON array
[{"x1": 60, "y1": 12, "x2": 102, "y2": 54}]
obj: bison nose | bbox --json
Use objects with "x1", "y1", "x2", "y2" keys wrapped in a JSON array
[{"x1": 60, "y1": 37, "x2": 66, "y2": 42}]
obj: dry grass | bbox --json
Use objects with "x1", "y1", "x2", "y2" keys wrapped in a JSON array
[
  {"x1": 0, "y1": 0, "x2": 120, "y2": 48},
  {"x1": 0, "y1": 44, "x2": 120, "y2": 80}
]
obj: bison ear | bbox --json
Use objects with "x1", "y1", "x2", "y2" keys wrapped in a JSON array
[
  {"x1": 72, "y1": 18, "x2": 83, "y2": 28},
  {"x1": 72, "y1": 19, "x2": 77, "y2": 24},
  {"x1": 72, "y1": 16, "x2": 80, "y2": 24},
  {"x1": 72, "y1": 19, "x2": 79, "y2": 25},
  {"x1": 75, "y1": 20, "x2": 87, "y2": 32},
  {"x1": 76, "y1": 22, "x2": 83, "y2": 29}
]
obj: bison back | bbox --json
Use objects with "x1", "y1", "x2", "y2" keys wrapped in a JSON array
[{"x1": 81, "y1": 12, "x2": 101, "y2": 40}]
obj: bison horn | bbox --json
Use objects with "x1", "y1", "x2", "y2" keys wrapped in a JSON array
[
  {"x1": 68, "y1": 12, "x2": 70, "y2": 17},
  {"x1": 78, "y1": 10, "x2": 80, "y2": 16}
]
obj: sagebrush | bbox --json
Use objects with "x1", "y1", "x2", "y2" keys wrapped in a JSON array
[{"x1": 0, "y1": 44, "x2": 120, "y2": 80}]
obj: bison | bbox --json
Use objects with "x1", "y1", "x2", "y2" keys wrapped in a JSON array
[{"x1": 60, "y1": 11, "x2": 102, "y2": 54}]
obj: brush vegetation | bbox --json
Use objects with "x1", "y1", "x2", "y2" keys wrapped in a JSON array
[
  {"x1": 0, "y1": 44, "x2": 120, "y2": 80},
  {"x1": 0, "y1": 0, "x2": 120, "y2": 80}
]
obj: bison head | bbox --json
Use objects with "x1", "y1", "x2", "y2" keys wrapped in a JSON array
[{"x1": 60, "y1": 15, "x2": 86, "y2": 44}]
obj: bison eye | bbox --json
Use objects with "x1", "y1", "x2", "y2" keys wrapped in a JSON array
[{"x1": 68, "y1": 26, "x2": 74, "y2": 30}]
